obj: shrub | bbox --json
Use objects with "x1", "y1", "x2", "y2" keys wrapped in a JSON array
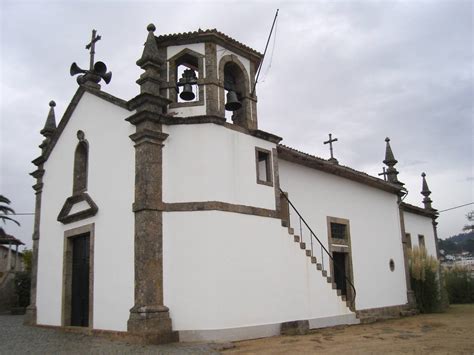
[
  {"x1": 408, "y1": 246, "x2": 441, "y2": 313},
  {"x1": 444, "y1": 265, "x2": 474, "y2": 304},
  {"x1": 14, "y1": 271, "x2": 31, "y2": 308}
]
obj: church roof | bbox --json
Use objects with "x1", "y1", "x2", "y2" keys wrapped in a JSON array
[
  {"x1": 278, "y1": 144, "x2": 404, "y2": 194},
  {"x1": 400, "y1": 202, "x2": 438, "y2": 218},
  {"x1": 155, "y1": 29, "x2": 263, "y2": 65}
]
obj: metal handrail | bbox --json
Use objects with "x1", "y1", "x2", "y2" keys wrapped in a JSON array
[{"x1": 280, "y1": 188, "x2": 356, "y2": 307}]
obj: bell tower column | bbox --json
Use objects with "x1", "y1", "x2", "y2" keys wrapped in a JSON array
[{"x1": 126, "y1": 24, "x2": 177, "y2": 343}]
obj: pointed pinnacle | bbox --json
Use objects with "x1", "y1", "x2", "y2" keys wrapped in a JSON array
[
  {"x1": 383, "y1": 137, "x2": 397, "y2": 167},
  {"x1": 40, "y1": 101, "x2": 57, "y2": 138},
  {"x1": 136, "y1": 23, "x2": 163, "y2": 68},
  {"x1": 421, "y1": 172, "x2": 431, "y2": 197}
]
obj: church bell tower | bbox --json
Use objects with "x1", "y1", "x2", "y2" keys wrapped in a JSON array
[{"x1": 154, "y1": 29, "x2": 263, "y2": 130}]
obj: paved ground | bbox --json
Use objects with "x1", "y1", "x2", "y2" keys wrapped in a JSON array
[
  {"x1": 225, "y1": 304, "x2": 474, "y2": 354},
  {"x1": 0, "y1": 316, "x2": 222, "y2": 354},
  {"x1": 2, "y1": 306, "x2": 473, "y2": 354}
]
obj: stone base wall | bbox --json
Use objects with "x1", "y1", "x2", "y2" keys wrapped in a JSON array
[{"x1": 356, "y1": 304, "x2": 417, "y2": 323}]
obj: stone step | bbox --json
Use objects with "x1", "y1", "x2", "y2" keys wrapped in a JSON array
[
  {"x1": 337, "y1": 289, "x2": 341, "y2": 296},
  {"x1": 326, "y1": 277, "x2": 332, "y2": 283},
  {"x1": 300, "y1": 242, "x2": 306, "y2": 250},
  {"x1": 316, "y1": 263, "x2": 322, "y2": 270},
  {"x1": 294, "y1": 235, "x2": 300, "y2": 243},
  {"x1": 288, "y1": 227, "x2": 294, "y2": 235},
  {"x1": 311, "y1": 256, "x2": 317, "y2": 264},
  {"x1": 341, "y1": 295, "x2": 346, "y2": 301},
  {"x1": 305, "y1": 250, "x2": 312, "y2": 257},
  {"x1": 322, "y1": 270, "x2": 327, "y2": 277}
]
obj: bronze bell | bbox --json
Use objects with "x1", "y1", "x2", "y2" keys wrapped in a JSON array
[
  {"x1": 180, "y1": 83, "x2": 195, "y2": 101},
  {"x1": 225, "y1": 90, "x2": 241, "y2": 111}
]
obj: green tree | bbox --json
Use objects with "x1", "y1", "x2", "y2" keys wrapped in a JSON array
[
  {"x1": 0, "y1": 195, "x2": 20, "y2": 235},
  {"x1": 463, "y1": 211, "x2": 474, "y2": 232}
]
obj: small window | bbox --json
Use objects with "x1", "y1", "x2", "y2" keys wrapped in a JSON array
[
  {"x1": 418, "y1": 235, "x2": 425, "y2": 249},
  {"x1": 389, "y1": 259, "x2": 395, "y2": 271},
  {"x1": 255, "y1": 148, "x2": 273, "y2": 186},
  {"x1": 331, "y1": 223, "x2": 347, "y2": 240}
]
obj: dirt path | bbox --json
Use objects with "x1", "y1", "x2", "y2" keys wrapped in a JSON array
[{"x1": 224, "y1": 304, "x2": 474, "y2": 354}]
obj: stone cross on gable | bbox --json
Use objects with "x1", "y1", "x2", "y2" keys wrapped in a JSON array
[
  {"x1": 378, "y1": 167, "x2": 388, "y2": 181},
  {"x1": 324, "y1": 133, "x2": 339, "y2": 164},
  {"x1": 85, "y1": 29, "x2": 101, "y2": 71}
]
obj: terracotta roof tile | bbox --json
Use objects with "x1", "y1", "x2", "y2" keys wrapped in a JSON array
[{"x1": 155, "y1": 29, "x2": 263, "y2": 59}]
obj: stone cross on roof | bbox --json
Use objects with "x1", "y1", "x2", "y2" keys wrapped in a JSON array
[
  {"x1": 378, "y1": 167, "x2": 388, "y2": 181},
  {"x1": 324, "y1": 133, "x2": 339, "y2": 164},
  {"x1": 86, "y1": 29, "x2": 101, "y2": 71}
]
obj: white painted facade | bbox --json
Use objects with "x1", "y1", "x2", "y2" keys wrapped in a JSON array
[
  {"x1": 163, "y1": 124, "x2": 275, "y2": 209},
  {"x1": 404, "y1": 211, "x2": 437, "y2": 257},
  {"x1": 163, "y1": 211, "x2": 353, "y2": 336},
  {"x1": 278, "y1": 160, "x2": 408, "y2": 310},
  {"x1": 34, "y1": 31, "x2": 440, "y2": 342},
  {"x1": 36, "y1": 92, "x2": 135, "y2": 331}
]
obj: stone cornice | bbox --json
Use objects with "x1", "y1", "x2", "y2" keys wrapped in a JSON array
[
  {"x1": 278, "y1": 145, "x2": 403, "y2": 195},
  {"x1": 128, "y1": 93, "x2": 171, "y2": 111},
  {"x1": 155, "y1": 29, "x2": 263, "y2": 66},
  {"x1": 164, "y1": 201, "x2": 279, "y2": 219},
  {"x1": 400, "y1": 202, "x2": 438, "y2": 218},
  {"x1": 129, "y1": 129, "x2": 169, "y2": 145},
  {"x1": 38, "y1": 86, "x2": 130, "y2": 165}
]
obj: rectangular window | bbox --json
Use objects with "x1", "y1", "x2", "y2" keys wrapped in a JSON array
[
  {"x1": 330, "y1": 223, "x2": 347, "y2": 240},
  {"x1": 255, "y1": 148, "x2": 273, "y2": 186},
  {"x1": 418, "y1": 235, "x2": 425, "y2": 248}
]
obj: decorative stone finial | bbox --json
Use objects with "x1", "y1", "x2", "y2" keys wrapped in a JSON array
[
  {"x1": 383, "y1": 137, "x2": 403, "y2": 185},
  {"x1": 136, "y1": 23, "x2": 162, "y2": 69},
  {"x1": 40, "y1": 100, "x2": 57, "y2": 138},
  {"x1": 147, "y1": 23, "x2": 156, "y2": 32},
  {"x1": 421, "y1": 172, "x2": 433, "y2": 209}
]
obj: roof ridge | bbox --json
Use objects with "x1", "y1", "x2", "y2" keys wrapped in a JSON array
[
  {"x1": 154, "y1": 29, "x2": 263, "y2": 58},
  {"x1": 278, "y1": 143, "x2": 399, "y2": 188}
]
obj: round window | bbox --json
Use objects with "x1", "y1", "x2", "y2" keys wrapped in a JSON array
[{"x1": 389, "y1": 259, "x2": 395, "y2": 271}]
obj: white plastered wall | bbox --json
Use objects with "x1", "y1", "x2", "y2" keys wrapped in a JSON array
[
  {"x1": 162, "y1": 123, "x2": 276, "y2": 210},
  {"x1": 163, "y1": 211, "x2": 352, "y2": 331},
  {"x1": 403, "y1": 211, "x2": 437, "y2": 257},
  {"x1": 36, "y1": 92, "x2": 135, "y2": 331},
  {"x1": 278, "y1": 159, "x2": 408, "y2": 310}
]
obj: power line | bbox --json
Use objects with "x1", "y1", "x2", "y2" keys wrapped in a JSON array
[
  {"x1": 438, "y1": 202, "x2": 474, "y2": 213},
  {"x1": 7, "y1": 213, "x2": 35, "y2": 216}
]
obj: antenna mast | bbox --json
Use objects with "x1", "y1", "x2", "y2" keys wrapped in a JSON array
[{"x1": 251, "y1": 9, "x2": 279, "y2": 96}]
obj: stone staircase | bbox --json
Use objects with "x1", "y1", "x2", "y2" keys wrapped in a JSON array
[{"x1": 285, "y1": 226, "x2": 353, "y2": 311}]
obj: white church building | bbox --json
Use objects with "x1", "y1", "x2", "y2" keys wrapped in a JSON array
[{"x1": 25, "y1": 25, "x2": 440, "y2": 343}]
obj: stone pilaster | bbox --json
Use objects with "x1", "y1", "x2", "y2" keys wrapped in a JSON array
[
  {"x1": 205, "y1": 42, "x2": 219, "y2": 116},
  {"x1": 126, "y1": 24, "x2": 176, "y2": 343},
  {"x1": 26, "y1": 101, "x2": 57, "y2": 325},
  {"x1": 24, "y1": 164, "x2": 44, "y2": 325},
  {"x1": 397, "y1": 196, "x2": 416, "y2": 308}
]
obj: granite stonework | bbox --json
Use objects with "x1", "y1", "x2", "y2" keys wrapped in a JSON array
[{"x1": 125, "y1": 24, "x2": 176, "y2": 343}]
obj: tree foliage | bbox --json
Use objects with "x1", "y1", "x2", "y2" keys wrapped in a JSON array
[{"x1": 0, "y1": 195, "x2": 20, "y2": 235}]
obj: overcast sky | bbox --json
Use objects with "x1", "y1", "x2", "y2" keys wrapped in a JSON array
[{"x1": 1, "y1": 0, "x2": 472, "y2": 249}]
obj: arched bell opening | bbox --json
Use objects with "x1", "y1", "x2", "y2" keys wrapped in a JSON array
[
  {"x1": 176, "y1": 54, "x2": 199, "y2": 103},
  {"x1": 168, "y1": 49, "x2": 204, "y2": 108},
  {"x1": 219, "y1": 55, "x2": 253, "y2": 129}
]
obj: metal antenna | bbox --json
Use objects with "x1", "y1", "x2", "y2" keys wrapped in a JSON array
[{"x1": 251, "y1": 9, "x2": 279, "y2": 97}]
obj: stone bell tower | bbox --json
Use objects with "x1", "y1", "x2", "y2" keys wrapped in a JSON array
[{"x1": 154, "y1": 29, "x2": 263, "y2": 130}]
